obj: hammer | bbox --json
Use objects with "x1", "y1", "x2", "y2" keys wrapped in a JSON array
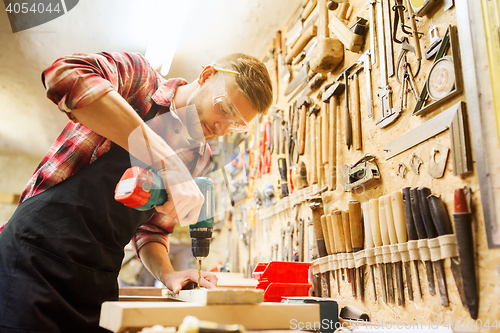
[
  {"x1": 322, "y1": 82, "x2": 345, "y2": 191},
  {"x1": 308, "y1": 0, "x2": 344, "y2": 74},
  {"x1": 296, "y1": 96, "x2": 311, "y2": 155}
]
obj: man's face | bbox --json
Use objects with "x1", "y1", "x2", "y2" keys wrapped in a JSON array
[{"x1": 186, "y1": 72, "x2": 259, "y2": 141}]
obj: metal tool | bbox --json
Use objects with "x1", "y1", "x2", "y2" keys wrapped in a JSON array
[
  {"x1": 342, "y1": 210, "x2": 357, "y2": 297},
  {"x1": 369, "y1": 199, "x2": 388, "y2": 302},
  {"x1": 337, "y1": 63, "x2": 357, "y2": 149},
  {"x1": 409, "y1": 152, "x2": 423, "y2": 175},
  {"x1": 297, "y1": 97, "x2": 311, "y2": 155},
  {"x1": 357, "y1": 50, "x2": 373, "y2": 118},
  {"x1": 278, "y1": 119, "x2": 290, "y2": 197},
  {"x1": 309, "y1": 196, "x2": 330, "y2": 296},
  {"x1": 285, "y1": 62, "x2": 310, "y2": 96},
  {"x1": 361, "y1": 202, "x2": 377, "y2": 300},
  {"x1": 418, "y1": 187, "x2": 449, "y2": 307},
  {"x1": 427, "y1": 193, "x2": 467, "y2": 308},
  {"x1": 378, "y1": 196, "x2": 395, "y2": 303},
  {"x1": 349, "y1": 66, "x2": 364, "y2": 150},
  {"x1": 366, "y1": 0, "x2": 377, "y2": 65},
  {"x1": 383, "y1": 0, "x2": 395, "y2": 77},
  {"x1": 384, "y1": 195, "x2": 405, "y2": 306},
  {"x1": 428, "y1": 145, "x2": 449, "y2": 179},
  {"x1": 409, "y1": 187, "x2": 436, "y2": 296},
  {"x1": 384, "y1": 101, "x2": 472, "y2": 176},
  {"x1": 333, "y1": 210, "x2": 347, "y2": 291},
  {"x1": 342, "y1": 154, "x2": 380, "y2": 192},
  {"x1": 401, "y1": 187, "x2": 422, "y2": 299}
]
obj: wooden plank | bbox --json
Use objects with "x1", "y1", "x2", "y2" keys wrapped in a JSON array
[
  {"x1": 0, "y1": 192, "x2": 20, "y2": 204},
  {"x1": 119, "y1": 287, "x2": 164, "y2": 297},
  {"x1": 99, "y1": 302, "x2": 320, "y2": 332},
  {"x1": 118, "y1": 296, "x2": 180, "y2": 302},
  {"x1": 162, "y1": 288, "x2": 264, "y2": 305}
]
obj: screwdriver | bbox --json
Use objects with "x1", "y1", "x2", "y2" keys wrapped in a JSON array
[
  {"x1": 369, "y1": 198, "x2": 388, "y2": 303},
  {"x1": 361, "y1": 202, "x2": 377, "y2": 301}
]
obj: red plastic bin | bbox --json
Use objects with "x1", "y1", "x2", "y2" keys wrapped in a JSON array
[{"x1": 252, "y1": 261, "x2": 312, "y2": 302}]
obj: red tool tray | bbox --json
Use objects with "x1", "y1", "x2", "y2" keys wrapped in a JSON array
[{"x1": 252, "y1": 261, "x2": 312, "y2": 302}]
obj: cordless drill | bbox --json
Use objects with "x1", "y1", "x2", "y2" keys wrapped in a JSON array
[{"x1": 115, "y1": 166, "x2": 214, "y2": 287}]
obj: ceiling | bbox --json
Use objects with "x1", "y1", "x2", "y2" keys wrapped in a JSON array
[{"x1": 0, "y1": 0, "x2": 301, "y2": 157}]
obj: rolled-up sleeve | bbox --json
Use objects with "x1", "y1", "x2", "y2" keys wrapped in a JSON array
[
  {"x1": 132, "y1": 213, "x2": 176, "y2": 258},
  {"x1": 42, "y1": 52, "x2": 158, "y2": 120}
]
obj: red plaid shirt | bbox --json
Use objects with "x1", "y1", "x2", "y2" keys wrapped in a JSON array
[{"x1": 14, "y1": 52, "x2": 211, "y2": 256}]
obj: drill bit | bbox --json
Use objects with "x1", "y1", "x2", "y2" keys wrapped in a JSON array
[{"x1": 198, "y1": 259, "x2": 202, "y2": 289}]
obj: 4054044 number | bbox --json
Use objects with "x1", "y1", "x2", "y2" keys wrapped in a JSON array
[{"x1": 5, "y1": 2, "x2": 61, "y2": 14}]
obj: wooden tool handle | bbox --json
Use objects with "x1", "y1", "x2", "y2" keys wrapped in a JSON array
[
  {"x1": 391, "y1": 191, "x2": 408, "y2": 243},
  {"x1": 352, "y1": 73, "x2": 362, "y2": 151},
  {"x1": 328, "y1": 97, "x2": 337, "y2": 190},
  {"x1": 321, "y1": 215, "x2": 332, "y2": 255},
  {"x1": 315, "y1": 115, "x2": 323, "y2": 187},
  {"x1": 418, "y1": 187, "x2": 439, "y2": 239},
  {"x1": 361, "y1": 202, "x2": 374, "y2": 249},
  {"x1": 337, "y1": 3, "x2": 349, "y2": 20},
  {"x1": 341, "y1": 210, "x2": 353, "y2": 252},
  {"x1": 299, "y1": 161, "x2": 309, "y2": 187},
  {"x1": 369, "y1": 198, "x2": 382, "y2": 247},
  {"x1": 276, "y1": 30, "x2": 282, "y2": 55},
  {"x1": 322, "y1": 101, "x2": 329, "y2": 165},
  {"x1": 334, "y1": 211, "x2": 347, "y2": 252},
  {"x1": 309, "y1": 197, "x2": 327, "y2": 257},
  {"x1": 384, "y1": 195, "x2": 398, "y2": 244},
  {"x1": 409, "y1": 187, "x2": 429, "y2": 239},
  {"x1": 302, "y1": 0, "x2": 318, "y2": 22},
  {"x1": 286, "y1": 25, "x2": 318, "y2": 63},
  {"x1": 326, "y1": 214, "x2": 338, "y2": 253},
  {"x1": 298, "y1": 105, "x2": 307, "y2": 155},
  {"x1": 348, "y1": 201, "x2": 364, "y2": 252},
  {"x1": 309, "y1": 114, "x2": 317, "y2": 184},
  {"x1": 427, "y1": 194, "x2": 453, "y2": 236},
  {"x1": 318, "y1": 0, "x2": 329, "y2": 40},
  {"x1": 345, "y1": 97, "x2": 352, "y2": 150},
  {"x1": 378, "y1": 197, "x2": 390, "y2": 246}
]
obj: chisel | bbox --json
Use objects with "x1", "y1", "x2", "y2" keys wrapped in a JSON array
[
  {"x1": 333, "y1": 211, "x2": 347, "y2": 285},
  {"x1": 379, "y1": 196, "x2": 395, "y2": 303},
  {"x1": 369, "y1": 198, "x2": 388, "y2": 303},
  {"x1": 361, "y1": 202, "x2": 377, "y2": 301},
  {"x1": 326, "y1": 213, "x2": 340, "y2": 293},
  {"x1": 452, "y1": 188, "x2": 478, "y2": 319},
  {"x1": 349, "y1": 201, "x2": 365, "y2": 300},
  {"x1": 409, "y1": 187, "x2": 436, "y2": 296},
  {"x1": 332, "y1": 211, "x2": 344, "y2": 294},
  {"x1": 402, "y1": 187, "x2": 423, "y2": 299},
  {"x1": 391, "y1": 191, "x2": 412, "y2": 302},
  {"x1": 427, "y1": 194, "x2": 467, "y2": 309},
  {"x1": 418, "y1": 187, "x2": 449, "y2": 306},
  {"x1": 308, "y1": 196, "x2": 329, "y2": 297},
  {"x1": 342, "y1": 210, "x2": 356, "y2": 297},
  {"x1": 384, "y1": 194, "x2": 405, "y2": 306}
]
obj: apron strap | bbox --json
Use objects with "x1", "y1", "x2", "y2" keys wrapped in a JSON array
[{"x1": 144, "y1": 102, "x2": 163, "y2": 122}]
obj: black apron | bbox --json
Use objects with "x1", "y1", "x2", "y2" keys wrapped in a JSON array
[{"x1": 0, "y1": 104, "x2": 162, "y2": 333}]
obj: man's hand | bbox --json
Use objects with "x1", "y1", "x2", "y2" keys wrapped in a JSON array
[
  {"x1": 154, "y1": 170, "x2": 204, "y2": 226},
  {"x1": 162, "y1": 269, "x2": 218, "y2": 294}
]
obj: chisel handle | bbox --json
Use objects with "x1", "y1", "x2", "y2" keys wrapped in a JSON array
[
  {"x1": 378, "y1": 197, "x2": 390, "y2": 246},
  {"x1": 321, "y1": 215, "x2": 333, "y2": 255},
  {"x1": 409, "y1": 187, "x2": 428, "y2": 239},
  {"x1": 349, "y1": 201, "x2": 364, "y2": 252},
  {"x1": 402, "y1": 187, "x2": 418, "y2": 241},
  {"x1": 418, "y1": 187, "x2": 439, "y2": 239},
  {"x1": 391, "y1": 191, "x2": 408, "y2": 243},
  {"x1": 427, "y1": 195, "x2": 453, "y2": 236},
  {"x1": 369, "y1": 199, "x2": 382, "y2": 247},
  {"x1": 334, "y1": 211, "x2": 347, "y2": 253},
  {"x1": 361, "y1": 202, "x2": 374, "y2": 249},
  {"x1": 342, "y1": 210, "x2": 353, "y2": 252},
  {"x1": 326, "y1": 214, "x2": 338, "y2": 254},
  {"x1": 383, "y1": 195, "x2": 398, "y2": 244}
]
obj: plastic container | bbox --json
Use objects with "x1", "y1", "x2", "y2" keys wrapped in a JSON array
[{"x1": 252, "y1": 261, "x2": 312, "y2": 302}]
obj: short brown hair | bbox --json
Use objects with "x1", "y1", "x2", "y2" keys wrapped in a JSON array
[{"x1": 213, "y1": 53, "x2": 273, "y2": 114}]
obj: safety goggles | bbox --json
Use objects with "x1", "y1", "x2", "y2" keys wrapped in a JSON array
[{"x1": 208, "y1": 66, "x2": 252, "y2": 133}]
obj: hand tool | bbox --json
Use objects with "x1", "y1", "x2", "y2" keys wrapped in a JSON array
[
  {"x1": 417, "y1": 188, "x2": 448, "y2": 307},
  {"x1": 390, "y1": 191, "x2": 413, "y2": 302},
  {"x1": 178, "y1": 315, "x2": 245, "y2": 333},
  {"x1": 301, "y1": 0, "x2": 318, "y2": 23},
  {"x1": 452, "y1": 188, "x2": 479, "y2": 319},
  {"x1": 321, "y1": 87, "x2": 330, "y2": 167},
  {"x1": 409, "y1": 187, "x2": 436, "y2": 296},
  {"x1": 308, "y1": 105, "x2": 321, "y2": 184},
  {"x1": 282, "y1": 39, "x2": 293, "y2": 84},
  {"x1": 357, "y1": 50, "x2": 373, "y2": 118},
  {"x1": 361, "y1": 202, "x2": 377, "y2": 300},
  {"x1": 285, "y1": 62, "x2": 310, "y2": 96},
  {"x1": 264, "y1": 119, "x2": 272, "y2": 174},
  {"x1": 297, "y1": 97, "x2": 311, "y2": 155},
  {"x1": 337, "y1": 63, "x2": 357, "y2": 150},
  {"x1": 428, "y1": 145, "x2": 449, "y2": 179},
  {"x1": 285, "y1": 24, "x2": 318, "y2": 65},
  {"x1": 288, "y1": 103, "x2": 300, "y2": 167},
  {"x1": 383, "y1": 0, "x2": 395, "y2": 77},
  {"x1": 322, "y1": 82, "x2": 345, "y2": 191},
  {"x1": 341, "y1": 210, "x2": 356, "y2": 297},
  {"x1": 366, "y1": 0, "x2": 377, "y2": 65},
  {"x1": 401, "y1": 187, "x2": 422, "y2": 299},
  {"x1": 315, "y1": 111, "x2": 324, "y2": 188},
  {"x1": 292, "y1": 166, "x2": 303, "y2": 191},
  {"x1": 392, "y1": 0, "x2": 412, "y2": 44},
  {"x1": 383, "y1": 195, "x2": 405, "y2": 305},
  {"x1": 349, "y1": 201, "x2": 364, "y2": 299},
  {"x1": 115, "y1": 170, "x2": 214, "y2": 287},
  {"x1": 333, "y1": 211, "x2": 347, "y2": 289},
  {"x1": 298, "y1": 217, "x2": 305, "y2": 262},
  {"x1": 309, "y1": 0, "x2": 344, "y2": 74},
  {"x1": 278, "y1": 122, "x2": 290, "y2": 197},
  {"x1": 349, "y1": 66, "x2": 363, "y2": 151},
  {"x1": 341, "y1": 154, "x2": 380, "y2": 192},
  {"x1": 308, "y1": 197, "x2": 330, "y2": 296},
  {"x1": 384, "y1": 101, "x2": 472, "y2": 176},
  {"x1": 426, "y1": 26, "x2": 443, "y2": 60},
  {"x1": 326, "y1": 213, "x2": 340, "y2": 293},
  {"x1": 375, "y1": 0, "x2": 400, "y2": 128},
  {"x1": 292, "y1": 38, "x2": 318, "y2": 67},
  {"x1": 409, "y1": 0, "x2": 440, "y2": 16},
  {"x1": 426, "y1": 193, "x2": 467, "y2": 310},
  {"x1": 275, "y1": 31, "x2": 282, "y2": 102},
  {"x1": 298, "y1": 161, "x2": 309, "y2": 188},
  {"x1": 288, "y1": 72, "x2": 328, "y2": 104},
  {"x1": 378, "y1": 197, "x2": 395, "y2": 303},
  {"x1": 409, "y1": 152, "x2": 422, "y2": 175},
  {"x1": 328, "y1": 3, "x2": 367, "y2": 52},
  {"x1": 368, "y1": 198, "x2": 388, "y2": 303},
  {"x1": 321, "y1": 214, "x2": 333, "y2": 256}
]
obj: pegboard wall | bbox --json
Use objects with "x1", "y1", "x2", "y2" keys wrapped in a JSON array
[{"x1": 224, "y1": 0, "x2": 500, "y2": 331}]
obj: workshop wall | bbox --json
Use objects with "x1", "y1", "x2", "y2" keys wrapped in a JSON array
[{"x1": 226, "y1": 0, "x2": 500, "y2": 331}]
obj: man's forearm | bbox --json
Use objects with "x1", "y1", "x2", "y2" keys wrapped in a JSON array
[{"x1": 138, "y1": 241, "x2": 175, "y2": 282}]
